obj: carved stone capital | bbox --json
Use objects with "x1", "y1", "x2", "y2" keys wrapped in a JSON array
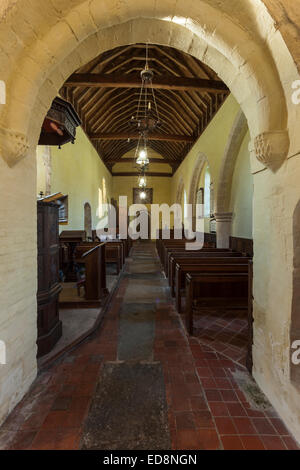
[
  {"x1": 214, "y1": 212, "x2": 233, "y2": 223},
  {"x1": 254, "y1": 130, "x2": 289, "y2": 171},
  {"x1": 0, "y1": 126, "x2": 29, "y2": 167}
]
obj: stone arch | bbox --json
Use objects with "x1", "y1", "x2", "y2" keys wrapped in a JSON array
[
  {"x1": 215, "y1": 111, "x2": 248, "y2": 214},
  {"x1": 84, "y1": 202, "x2": 92, "y2": 240},
  {"x1": 291, "y1": 200, "x2": 300, "y2": 386},
  {"x1": 0, "y1": 0, "x2": 298, "y2": 434},
  {"x1": 188, "y1": 153, "x2": 207, "y2": 208},
  {"x1": 176, "y1": 177, "x2": 185, "y2": 205},
  {"x1": 0, "y1": 4, "x2": 291, "y2": 169}
]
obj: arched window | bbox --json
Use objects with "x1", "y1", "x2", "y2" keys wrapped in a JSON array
[
  {"x1": 98, "y1": 188, "x2": 103, "y2": 218},
  {"x1": 183, "y1": 190, "x2": 188, "y2": 220},
  {"x1": 204, "y1": 167, "x2": 211, "y2": 217},
  {"x1": 102, "y1": 178, "x2": 107, "y2": 205}
]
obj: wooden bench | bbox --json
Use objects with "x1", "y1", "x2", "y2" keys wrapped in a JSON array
[
  {"x1": 185, "y1": 271, "x2": 249, "y2": 335},
  {"x1": 169, "y1": 252, "x2": 248, "y2": 296},
  {"x1": 167, "y1": 248, "x2": 238, "y2": 282},
  {"x1": 161, "y1": 242, "x2": 220, "y2": 275},
  {"x1": 104, "y1": 241, "x2": 124, "y2": 274},
  {"x1": 175, "y1": 260, "x2": 249, "y2": 313}
]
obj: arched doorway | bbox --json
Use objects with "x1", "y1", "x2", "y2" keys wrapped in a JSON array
[
  {"x1": 0, "y1": 4, "x2": 297, "y2": 436},
  {"x1": 84, "y1": 202, "x2": 92, "y2": 240}
]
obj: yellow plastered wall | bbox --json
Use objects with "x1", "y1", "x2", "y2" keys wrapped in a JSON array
[
  {"x1": 112, "y1": 175, "x2": 172, "y2": 236},
  {"x1": 112, "y1": 175, "x2": 172, "y2": 208},
  {"x1": 171, "y1": 95, "x2": 240, "y2": 205},
  {"x1": 171, "y1": 95, "x2": 252, "y2": 236},
  {"x1": 37, "y1": 127, "x2": 112, "y2": 232},
  {"x1": 229, "y1": 132, "x2": 253, "y2": 238}
]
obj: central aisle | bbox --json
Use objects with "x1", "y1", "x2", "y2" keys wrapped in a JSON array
[
  {"x1": 0, "y1": 242, "x2": 298, "y2": 450},
  {"x1": 81, "y1": 242, "x2": 172, "y2": 449}
]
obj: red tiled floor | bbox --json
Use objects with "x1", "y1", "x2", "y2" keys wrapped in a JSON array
[
  {"x1": 240, "y1": 435, "x2": 265, "y2": 450},
  {"x1": 176, "y1": 429, "x2": 201, "y2": 450},
  {"x1": 233, "y1": 417, "x2": 257, "y2": 435},
  {"x1": 226, "y1": 402, "x2": 247, "y2": 417},
  {"x1": 175, "y1": 412, "x2": 195, "y2": 430},
  {"x1": 215, "y1": 417, "x2": 237, "y2": 435},
  {"x1": 252, "y1": 418, "x2": 277, "y2": 435},
  {"x1": 221, "y1": 435, "x2": 244, "y2": 450},
  {"x1": 197, "y1": 429, "x2": 221, "y2": 450},
  {"x1": 193, "y1": 410, "x2": 214, "y2": 429},
  {"x1": 261, "y1": 435, "x2": 286, "y2": 450},
  {"x1": 0, "y1": 242, "x2": 298, "y2": 451},
  {"x1": 210, "y1": 402, "x2": 230, "y2": 417},
  {"x1": 193, "y1": 308, "x2": 248, "y2": 366}
]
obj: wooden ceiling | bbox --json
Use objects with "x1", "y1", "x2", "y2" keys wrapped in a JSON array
[{"x1": 61, "y1": 44, "x2": 229, "y2": 174}]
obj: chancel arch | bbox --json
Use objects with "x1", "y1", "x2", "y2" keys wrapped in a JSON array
[{"x1": 1, "y1": 0, "x2": 300, "y2": 445}]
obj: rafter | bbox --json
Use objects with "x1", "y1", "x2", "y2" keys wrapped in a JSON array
[
  {"x1": 62, "y1": 43, "x2": 229, "y2": 171},
  {"x1": 90, "y1": 132, "x2": 193, "y2": 142},
  {"x1": 112, "y1": 172, "x2": 173, "y2": 177},
  {"x1": 65, "y1": 73, "x2": 229, "y2": 93}
]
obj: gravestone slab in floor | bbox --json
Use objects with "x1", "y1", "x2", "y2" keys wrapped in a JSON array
[
  {"x1": 118, "y1": 303, "x2": 156, "y2": 361},
  {"x1": 80, "y1": 362, "x2": 171, "y2": 450}
]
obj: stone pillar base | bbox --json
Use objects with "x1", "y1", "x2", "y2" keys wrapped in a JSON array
[{"x1": 215, "y1": 212, "x2": 233, "y2": 249}]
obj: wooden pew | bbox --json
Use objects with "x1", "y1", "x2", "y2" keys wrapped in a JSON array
[
  {"x1": 105, "y1": 241, "x2": 124, "y2": 274},
  {"x1": 185, "y1": 270, "x2": 249, "y2": 335},
  {"x1": 162, "y1": 242, "x2": 221, "y2": 275},
  {"x1": 167, "y1": 248, "x2": 238, "y2": 281},
  {"x1": 59, "y1": 230, "x2": 86, "y2": 281},
  {"x1": 169, "y1": 252, "x2": 248, "y2": 295},
  {"x1": 175, "y1": 260, "x2": 249, "y2": 313},
  {"x1": 74, "y1": 243, "x2": 107, "y2": 302}
]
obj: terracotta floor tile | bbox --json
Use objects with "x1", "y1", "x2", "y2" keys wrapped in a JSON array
[
  {"x1": 196, "y1": 367, "x2": 212, "y2": 378},
  {"x1": 190, "y1": 396, "x2": 208, "y2": 411},
  {"x1": 176, "y1": 429, "x2": 202, "y2": 450},
  {"x1": 282, "y1": 436, "x2": 299, "y2": 450},
  {"x1": 240, "y1": 435, "x2": 265, "y2": 450},
  {"x1": 215, "y1": 417, "x2": 237, "y2": 435},
  {"x1": 215, "y1": 378, "x2": 233, "y2": 389},
  {"x1": 269, "y1": 418, "x2": 290, "y2": 436},
  {"x1": 209, "y1": 402, "x2": 230, "y2": 417},
  {"x1": 261, "y1": 435, "x2": 286, "y2": 450},
  {"x1": 197, "y1": 429, "x2": 221, "y2": 450},
  {"x1": 252, "y1": 418, "x2": 277, "y2": 435},
  {"x1": 221, "y1": 435, "x2": 244, "y2": 450},
  {"x1": 220, "y1": 389, "x2": 238, "y2": 402},
  {"x1": 175, "y1": 412, "x2": 195, "y2": 430},
  {"x1": 205, "y1": 389, "x2": 222, "y2": 402},
  {"x1": 193, "y1": 410, "x2": 214, "y2": 429},
  {"x1": 31, "y1": 428, "x2": 80, "y2": 450},
  {"x1": 234, "y1": 417, "x2": 257, "y2": 435},
  {"x1": 201, "y1": 377, "x2": 217, "y2": 389},
  {"x1": 226, "y1": 403, "x2": 247, "y2": 417}
]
